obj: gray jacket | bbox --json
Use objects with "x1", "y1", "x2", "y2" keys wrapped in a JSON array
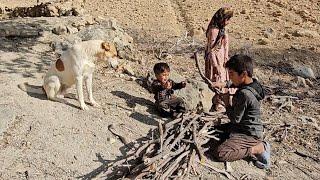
[{"x1": 226, "y1": 79, "x2": 265, "y2": 139}]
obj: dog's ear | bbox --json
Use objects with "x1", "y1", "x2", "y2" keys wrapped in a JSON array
[
  {"x1": 101, "y1": 42, "x2": 111, "y2": 51},
  {"x1": 55, "y1": 59, "x2": 65, "y2": 71}
]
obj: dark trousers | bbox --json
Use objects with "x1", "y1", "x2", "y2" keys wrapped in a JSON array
[
  {"x1": 213, "y1": 123, "x2": 262, "y2": 162},
  {"x1": 156, "y1": 97, "x2": 186, "y2": 118}
]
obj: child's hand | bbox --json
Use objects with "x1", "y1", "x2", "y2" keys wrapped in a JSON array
[
  {"x1": 181, "y1": 81, "x2": 187, "y2": 88},
  {"x1": 164, "y1": 81, "x2": 172, "y2": 89}
]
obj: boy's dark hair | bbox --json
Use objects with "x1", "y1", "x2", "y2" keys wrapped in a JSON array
[
  {"x1": 225, "y1": 54, "x2": 253, "y2": 77},
  {"x1": 153, "y1": 62, "x2": 170, "y2": 75}
]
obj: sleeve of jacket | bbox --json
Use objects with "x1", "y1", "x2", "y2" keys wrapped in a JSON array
[
  {"x1": 172, "y1": 81, "x2": 185, "y2": 90},
  {"x1": 151, "y1": 81, "x2": 164, "y2": 94},
  {"x1": 226, "y1": 90, "x2": 249, "y2": 123}
]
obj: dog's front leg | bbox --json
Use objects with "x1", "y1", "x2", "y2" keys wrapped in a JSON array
[
  {"x1": 85, "y1": 74, "x2": 100, "y2": 107},
  {"x1": 76, "y1": 75, "x2": 89, "y2": 110}
]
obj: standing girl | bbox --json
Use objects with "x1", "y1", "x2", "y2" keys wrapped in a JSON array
[{"x1": 205, "y1": 7, "x2": 234, "y2": 111}]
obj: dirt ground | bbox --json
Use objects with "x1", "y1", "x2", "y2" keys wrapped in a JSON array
[{"x1": 0, "y1": 0, "x2": 319, "y2": 179}]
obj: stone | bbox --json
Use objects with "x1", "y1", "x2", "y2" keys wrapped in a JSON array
[
  {"x1": 299, "y1": 116, "x2": 317, "y2": 124},
  {"x1": 71, "y1": 7, "x2": 85, "y2": 16},
  {"x1": 162, "y1": 53, "x2": 173, "y2": 60},
  {"x1": 123, "y1": 64, "x2": 135, "y2": 76},
  {"x1": 129, "y1": 76, "x2": 137, "y2": 81},
  {"x1": 292, "y1": 66, "x2": 316, "y2": 79},
  {"x1": 272, "y1": 10, "x2": 283, "y2": 17},
  {"x1": 292, "y1": 29, "x2": 320, "y2": 38},
  {"x1": 52, "y1": 25, "x2": 68, "y2": 35},
  {"x1": 273, "y1": 18, "x2": 281, "y2": 22},
  {"x1": 257, "y1": 38, "x2": 270, "y2": 45},
  {"x1": 107, "y1": 137, "x2": 116, "y2": 144},
  {"x1": 108, "y1": 58, "x2": 119, "y2": 69},
  {"x1": 263, "y1": 28, "x2": 274, "y2": 38},
  {"x1": 85, "y1": 15, "x2": 96, "y2": 25},
  {"x1": 240, "y1": 9, "x2": 247, "y2": 14},
  {"x1": 71, "y1": 20, "x2": 87, "y2": 30},
  {"x1": 47, "y1": 4, "x2": 59, "y2": 17},
  {"x1": 284, "y1": 33, "x2": 291, "y2": 39},
  {"x1": 0, "y1": 7, "x2": 3, "y2": 14},
  {"x1": 66, "y1": 26, "x2": 78, "y2": 34},
  {"x1": 290, "y1": 44, "x2": 300, "y2": 50},
  {"x1": 296, "y1": 76, "x2": 308, "y2": 88}
]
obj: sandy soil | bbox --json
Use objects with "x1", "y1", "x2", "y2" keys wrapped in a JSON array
[{"x1": 0, "y1": 0, "x2": 319, "y2": 179}]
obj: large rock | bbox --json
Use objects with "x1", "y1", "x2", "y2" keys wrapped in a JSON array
[
  {"x1": 292, "y1": 29, "x2": 320, "y2": 38},
  {"x1": 9, "y1": 2, "x2": 84, "y2": 17},
  {"x1": 77, "y1": 18, "x2": 138, "y2": 61},
  {"x1": 293, "y1": 66, "x2": 316, "y2": 79},
  {"x1": 0, "y1": 21, "x2": 43, "y2": 37},
  {"x1": 0, "y1": 16, "x2": 138, "y2": 62}
]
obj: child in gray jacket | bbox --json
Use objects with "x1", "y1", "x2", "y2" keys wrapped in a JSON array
[{"x1": 211, "y1": 54, "x2": 271, "y2": 169}]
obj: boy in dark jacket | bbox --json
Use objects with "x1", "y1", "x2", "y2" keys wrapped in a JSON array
[
  {"x1": 211, "y1": 54, "x2": 271, "y2": 169},
  {"x1": 151, "y1": 63, "x2": 186, "y2": 118}
]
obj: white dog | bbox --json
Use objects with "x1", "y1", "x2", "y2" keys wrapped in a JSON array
[{"x1": 20, "y1": 40, "x2": 117, "y2": 110}]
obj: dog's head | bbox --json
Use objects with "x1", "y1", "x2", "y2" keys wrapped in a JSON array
[{"x1": 101, "y1": 42, "x2": 118, "y2": 59}]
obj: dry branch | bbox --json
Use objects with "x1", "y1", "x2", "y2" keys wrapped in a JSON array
[{"x1": 193, "y1": 51, "x2": 222, "y2": 94}]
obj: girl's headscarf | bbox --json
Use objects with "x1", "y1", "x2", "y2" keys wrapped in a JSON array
[{"x1": 206, "y1": 7, "x2": 234, "y2": 38}]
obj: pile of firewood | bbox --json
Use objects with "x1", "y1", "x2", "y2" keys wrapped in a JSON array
[{"x1": 106, "y1": 112, "x2": 234, "y2": 179}]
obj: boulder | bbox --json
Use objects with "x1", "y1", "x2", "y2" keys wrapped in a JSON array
[
  {"x1": 77, "y1": 19, "x2": 138, "y2": 61},
  {"x1": 0, "y1": 20, "x2": 42, "y2": 37},
  {"x1": 292, "y1": 29, "x2": 319, "y2": 38},
  {"x1": 293, "y1": 66, "x2": 316, "y2": 79}
]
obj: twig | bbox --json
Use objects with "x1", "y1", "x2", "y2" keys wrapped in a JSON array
[
  {"x1": 198, "y1": 160, "x2": 234, "y2": 179},
  {"x1": 192, "y1": 124, "x2": 205, "y2": 162},
  {"x1": 108, "y1": 124, "x2": 128, "y2": 145},
  {"x1": 160, "y1": 150, "x2": 190, "y2": 180},
  {"x1": 158, "y1": 120, "x2": 164, "y2": 153},
  {"x1": 294, "y1": 149, "x2": 320, "y2": 162}
]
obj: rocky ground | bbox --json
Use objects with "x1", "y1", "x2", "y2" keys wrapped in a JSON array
[{"x1": 0, "y1": 0, "x2": 319, "y2": 179}]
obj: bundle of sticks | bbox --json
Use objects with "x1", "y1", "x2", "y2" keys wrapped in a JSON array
[{"x1": 106, "y1": 112, "x2": 233, "y2": 179}]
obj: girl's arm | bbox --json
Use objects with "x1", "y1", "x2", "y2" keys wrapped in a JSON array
[
  {"x1": 224, "y1": 33, "x2": 229, "y2": 60},
  {"x1": 207, "y1": 28, "x2": 220, "y2": 50}
]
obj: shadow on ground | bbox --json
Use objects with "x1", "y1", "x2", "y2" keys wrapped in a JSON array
[
  {"x1": 78, "y1": 129, "x2": 155, "y2": 180},
  {"x1": 111, "y1": 90, "x2": 162, "y2": 126},
  {"x1": 0, "y1": 20, "x2": 54, "y2": 78}
]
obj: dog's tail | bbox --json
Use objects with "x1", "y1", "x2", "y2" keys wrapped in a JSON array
[{"x1": 18, "y1": 82, "x2": 46, "y2": 95}]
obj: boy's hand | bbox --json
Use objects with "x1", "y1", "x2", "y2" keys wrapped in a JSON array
[{"x1": 211, "y1": 81, "x2": 226, "y2": 89}]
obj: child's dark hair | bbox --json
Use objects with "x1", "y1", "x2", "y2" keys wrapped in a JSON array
[
  {"x1": 225, "y1": 54, "x2": 253, "y2": 77},
  {"x1": 153, "y1": 62, "x2": 170, "y2": 75}
]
